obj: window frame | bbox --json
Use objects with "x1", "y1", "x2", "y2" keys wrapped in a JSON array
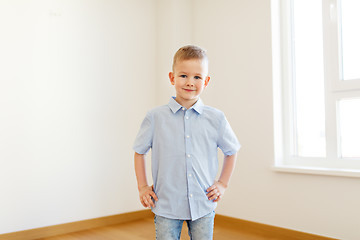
[{"x1": 271, "y1": 0, "x2": 360, "y2": 177}]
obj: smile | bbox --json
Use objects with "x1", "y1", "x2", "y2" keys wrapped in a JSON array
[{"x1": 183, "y1": 89, "x2": 195, "y2": 92}]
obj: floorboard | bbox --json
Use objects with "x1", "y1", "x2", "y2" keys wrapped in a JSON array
[{"x1": 36, "y1": 216, "x2": 281, "y2": 240}]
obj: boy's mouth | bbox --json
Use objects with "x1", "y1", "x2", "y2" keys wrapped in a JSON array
[{"x1": 183, "y1": 88, "x2": 195, "y2": 92}]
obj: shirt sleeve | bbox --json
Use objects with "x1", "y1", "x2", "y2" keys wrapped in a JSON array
[
  {"x1": 133, "y1": 111, "x2": 153, "y2": 154},
  {"x1": 217, "y1": 114, "x2": 241, "y2": 156}
]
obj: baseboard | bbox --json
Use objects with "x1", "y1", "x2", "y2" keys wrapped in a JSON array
[
  {"x1": 0, "y1": 209, "x2": 153, "y2": 240},
  {"x1": 215, "y1": 214, "x2": 338, "y2": 240}
]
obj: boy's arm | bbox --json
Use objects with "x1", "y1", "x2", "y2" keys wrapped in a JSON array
[
  {"x1": 134, "y1": 152, "x2": 158, "y2": 208},
  {"x1": 206, "y1": 153, "x2": 237, "y2": 202}
]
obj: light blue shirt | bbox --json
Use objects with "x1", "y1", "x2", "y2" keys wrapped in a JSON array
[{"x1": 133, "y1": 97, "x2": 240, "y2": 220}]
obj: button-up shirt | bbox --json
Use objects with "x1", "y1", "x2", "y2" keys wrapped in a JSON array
[{"x1": 133, "y1": 97, "x2": 240, "y2": 220}]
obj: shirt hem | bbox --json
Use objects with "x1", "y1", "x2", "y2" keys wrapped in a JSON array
[{"x1": 152, "y1": 208, "x2": 216, "y2": 221}]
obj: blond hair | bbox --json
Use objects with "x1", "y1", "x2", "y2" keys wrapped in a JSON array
[{"x1": 172, "y1": 45, "x2": 208, "y2": 71}]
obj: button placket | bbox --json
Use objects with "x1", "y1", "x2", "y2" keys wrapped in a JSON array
[{"x1": 184, "y1": 110, "x2": 194, "y2": 204}]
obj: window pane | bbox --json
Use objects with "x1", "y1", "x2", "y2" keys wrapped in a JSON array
[
  {"x1": 338, "y1": 98, "x2": 360, "y2": 158},
  {"x1": 340, "y1": 0, "x2": 360, "y2": 80},
  {"x1": 292, "y1": 0, "x2": 326, "y2": 157}
]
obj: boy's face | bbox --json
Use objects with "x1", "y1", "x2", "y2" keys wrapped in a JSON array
[{"x1": 169, "y1": 59, "x2": 210, "y2": 108}]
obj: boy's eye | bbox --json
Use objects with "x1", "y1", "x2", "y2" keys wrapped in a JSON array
[
  {"x1": 180, "y1": 75, "x2": 187, "y2": 78},
  {"x1": 194, "y1": 76, "x2": 202, "y2": 80}
]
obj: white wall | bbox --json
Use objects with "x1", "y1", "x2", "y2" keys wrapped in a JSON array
[
  {"x1": 1, "y1": 0, "x2": 359, "y2": 239},
  {"x1": 0, "y1": 0, "x2": 157, "y2": 234}
]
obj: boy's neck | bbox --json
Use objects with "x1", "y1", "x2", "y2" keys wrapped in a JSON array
[{"x1": 174, "y1": 97, "x2": 198, "y2": 110}]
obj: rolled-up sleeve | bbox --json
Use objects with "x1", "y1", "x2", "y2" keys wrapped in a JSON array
[
  {"x1": 217, "y1": 115, "x2": 241, "y2": 156},
  {"x1": 133, "y1": 112, "x2": 153, "y2": 154}
]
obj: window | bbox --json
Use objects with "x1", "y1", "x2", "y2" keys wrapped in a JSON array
[{"x1": 272, "y1": 0, "x2": 360, "y2": 176}]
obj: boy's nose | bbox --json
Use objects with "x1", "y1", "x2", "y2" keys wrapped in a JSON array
[{"x1": 186, "y1": 80, "x2": 194, "y2": 87}]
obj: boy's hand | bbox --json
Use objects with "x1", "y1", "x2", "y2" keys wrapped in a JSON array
[
  {"x1": 138, "y1": 185, "x2": 158, "y2": 208},
  {"x1": 206, "y1": 181, "x2": 227, "y2": 202}
]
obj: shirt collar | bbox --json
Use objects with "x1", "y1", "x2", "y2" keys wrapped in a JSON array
[
  {"x1": 191, "y1": 98, "x2": 204, "y2": 114},
  {"x1": 168, "y1": 97, "x2": 204, "y2": 114}
]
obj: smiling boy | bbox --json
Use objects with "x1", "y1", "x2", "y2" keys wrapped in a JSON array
[{"x1": 133, "y1": 45, "x2": 240, "y2": 240}]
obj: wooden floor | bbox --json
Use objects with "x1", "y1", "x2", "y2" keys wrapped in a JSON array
[{"x1": 36, "y1": 216, "x2": 279, "y2": 240}]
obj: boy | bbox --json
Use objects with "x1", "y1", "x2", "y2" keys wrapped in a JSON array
[{"x1": 133, "y1": 45, "x2": 240, "y2": 240}]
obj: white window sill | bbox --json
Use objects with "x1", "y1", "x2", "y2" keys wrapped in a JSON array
[{"x1": 272, "y1": 165, "x2": 360, "y2": 178}]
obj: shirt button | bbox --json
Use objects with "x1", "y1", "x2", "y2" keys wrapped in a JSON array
[
  {"x1": 189, "y1": 174, "x2": 192, "y2": 177},
  {"x1": 185, "y1": 116, "x2": 189, "y2": 120},
  {"x1": 187, "y1": 154, "x2": 191, "y2": 158},
  {"x1": 190, "y1": 194, "x2": 193, "y2": 198},
  {"x1": 182, "y1": 107, "x2": 185, "y2": 111},
  {"x1": 186, "y1": 135, "x2": 190, "y2": 138}
]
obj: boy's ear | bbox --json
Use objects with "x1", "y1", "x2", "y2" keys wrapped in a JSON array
[
  {"x1": 169, "y1": 72, "x2": 175, "y2": 85},
  {"x1": 204, "y1": 76, "x2": 210, "y2": 87}
]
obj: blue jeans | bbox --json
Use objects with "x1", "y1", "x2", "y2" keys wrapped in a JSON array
[{"x1": 154, "y1": 211, "x2": 215, "y2": 240}]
